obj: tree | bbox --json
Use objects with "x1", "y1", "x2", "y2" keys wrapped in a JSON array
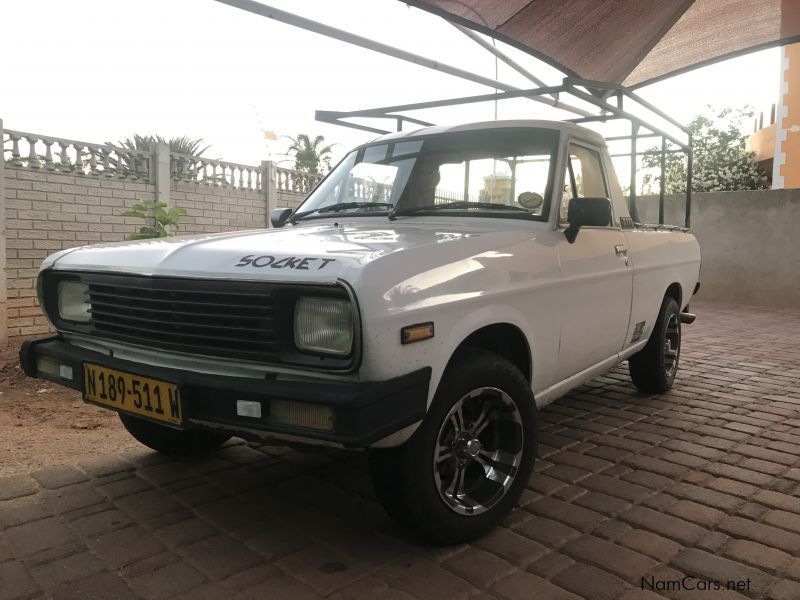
[
  {"x1": 113, "y1": 135, "x2": 211, "y2": 180},
  {"x1": 117, "y1": 134, "x2": 210, "y2": 157},
  {"x1": 642, "y1": 107, "x2": 770, "y2": 193},
  {"x1": 285, "y1": 134, "x2": 334, "y2": 176}
]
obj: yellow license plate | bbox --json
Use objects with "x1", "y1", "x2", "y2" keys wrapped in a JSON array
[{"x1": 83, "y1": 363, "x2": 183, "y2": 426}]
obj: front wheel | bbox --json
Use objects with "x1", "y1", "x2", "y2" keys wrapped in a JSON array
[
  {"x1": 119, "y1": 413, "x2": 231, "y2": 455},
  {"x1": 629, "y1": 296, "x2": 681, "y2": 393},
  {"x1": 370, "y1": 349, "x2": 537, "y2": 544}
]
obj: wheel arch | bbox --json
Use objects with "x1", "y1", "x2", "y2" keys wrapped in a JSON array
[
  {"x1": 665, "y1": 282, "x2": 683, "y2": 309},
  {"x1": 447, "y1": 323, "x2": 532, "y2": 383}
]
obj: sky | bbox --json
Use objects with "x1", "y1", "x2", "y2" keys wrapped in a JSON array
[{"x1": 0, "y1": 0, "x2": 784, "y2": 168}]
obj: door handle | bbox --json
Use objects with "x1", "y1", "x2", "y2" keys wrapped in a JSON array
[{"x1": 614, "y1": 245, "x2": 628, "y2": 256}]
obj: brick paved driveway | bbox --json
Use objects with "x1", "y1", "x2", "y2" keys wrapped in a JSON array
[{"x1": 2, "y1": 302, "x2": 800, "y2": 600}]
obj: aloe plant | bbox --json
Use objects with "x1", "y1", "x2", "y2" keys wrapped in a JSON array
[{"x1": 124, "y1": 199, "x2": 186, "y2": 240}]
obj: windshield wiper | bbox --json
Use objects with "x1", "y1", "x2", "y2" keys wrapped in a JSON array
[
  {"x1": 395, "y1": 201, "x2": 531, "y2": 215},
  {"x1": 292, "y1": 202, "x2": 394, "y2": 221},
  {"x1": 318, "y1": 202, "x2": 393, "y2": 213}
]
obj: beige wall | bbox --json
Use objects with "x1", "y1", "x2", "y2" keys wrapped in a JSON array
[
  {"x1": 275, "y1": 190, "x2": 305, "y2": 212},
  {"x1": 173, "y1": 180, "x2": 267, "y2": 234},
  {"x1": 2, "y1": 164, "x2": 308, "y2": 339},
  {"x1": 6, "y1": 162, "x2": 796, "y2": 339},
  {"x1": 635, "y1": 189, "x2": 800, "y2": 307},
  {"x1": 4, "y1": 168, "x2": 156, "y2": 337},
  {"x1": 0, "y1": 121, "x2": 5, "y2": 348}
]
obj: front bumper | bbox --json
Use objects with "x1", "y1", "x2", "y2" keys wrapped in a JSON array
[{"x1": 20, "y1": 336, "x2": 430, "y2": 448}]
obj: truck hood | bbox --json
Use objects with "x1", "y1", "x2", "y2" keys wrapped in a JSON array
[{"x1": 45, "y1": 218, "x2": 537, "y2": 285}]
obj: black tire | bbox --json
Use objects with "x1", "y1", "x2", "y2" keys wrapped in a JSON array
[
  {"x1": 119, "y1": 413, "x2": 231, "y2": 455},
  {"x1": 629, "y1": 296, "x2": 681, "y2": 393},
  {"x1": 369, "y1": 349, "x2": 537, "y2": 545}
]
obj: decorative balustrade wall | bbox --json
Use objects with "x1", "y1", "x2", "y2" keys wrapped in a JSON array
[
  {"x1": 4, "y1": 129, "x2": 152, "y2": 181},
  {"x1": 275, "y1": 167, "x2": 319, "y2": 196},
  {"x1": 170, "y1": 152, "x2": 262, "y2": 191},
  {"x1": 1, "y1": 122, "x2": 320, "y2": 340}
]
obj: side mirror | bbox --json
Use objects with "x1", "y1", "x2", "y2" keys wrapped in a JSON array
[
  {"x1": 270, "y1": 208, "x2": 293, "y2": 228},
  {"x1": 565, "y1": 197, "x2": 612, "y2": 243}
]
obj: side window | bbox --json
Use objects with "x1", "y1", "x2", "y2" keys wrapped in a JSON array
[{"x1": 560, "y1": 144, "x2": 609, "y2": 224}]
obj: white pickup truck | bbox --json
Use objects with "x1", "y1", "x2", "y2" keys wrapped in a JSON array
[{"x1": 22, "y1": 120, "x2": 700, "y2": 543}]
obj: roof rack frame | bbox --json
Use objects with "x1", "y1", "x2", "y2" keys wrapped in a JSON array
[
  {"x1": 316, "y1": 80, "x2": 692, "y2": 227},
  {"x1": 213, "y1": 0, "x2": 693, "y2": 228}
]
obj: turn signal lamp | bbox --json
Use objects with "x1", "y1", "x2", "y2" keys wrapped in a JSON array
[
  {"x1": 401, "y1": 322, "x2": 434, "y2": 344},
  {"x1": 270, "y1": 399, "x2": 335, "y2": 431}
]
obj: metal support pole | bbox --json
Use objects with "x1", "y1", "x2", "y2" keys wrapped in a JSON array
[
  {"x1": 630, "y1": 122, "x2": 639, "y2": 222},
  {"x1": 686, "y1": 133, "x2": 693, "y2": 228},
  {"x1": 214, "y1": 0, "x2": 517, "y2": 94},
  {"x1": 214, "y1": 1, "x2": 597, "y2": 120},
  {"x1": 453, "y1": 24, "x2": 552, "y2": 93},
  {"x1": 566, "y1": 86, "x2": 689, "y2": 150},
  {"x1": 316, "y1": 83, "x2": 601, "y2": 134},
  {"x1": 659, "y1": 136, "x2": 666, "y2": 225},
  {"x1": 463, "y1": 161, "x2": 470, "y2": 202}
]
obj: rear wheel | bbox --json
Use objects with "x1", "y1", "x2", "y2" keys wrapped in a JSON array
[
  {"x1": 629, "y1": 296, "x2": 681, "y2": 393},
  {"x1": 119, "y1": 413, "x2": 231, "y2": 455},
  {"x1": 369, "y1": 349, "x2": 537, "y2": 544}
]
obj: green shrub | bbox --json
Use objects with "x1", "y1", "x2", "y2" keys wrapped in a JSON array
[{"x1": 124, "y1": 199, "x2": 186, "y2": 240}]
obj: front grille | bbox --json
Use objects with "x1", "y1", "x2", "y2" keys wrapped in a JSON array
[
  {"x1": 44, "y1": 272, "x2": 350, "y2": 365},
  {"x1": 87, "y1": 277, "x2": 288, "y2": 361}
]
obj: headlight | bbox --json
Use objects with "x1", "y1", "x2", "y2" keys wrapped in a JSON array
[
  {"x1": 293, "y1": 297, "x2": 353, "y2": 356},
  {"x1": 58, "y1": 281, "x2": 91, "y2": 323}
]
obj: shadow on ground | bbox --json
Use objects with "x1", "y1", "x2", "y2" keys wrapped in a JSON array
[{"x1": 2, "y1": 302, "x2": 800, "y2": 600}]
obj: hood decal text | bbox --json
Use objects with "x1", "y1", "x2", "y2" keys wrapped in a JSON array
[{"x1": 235, "y1": 255, "x2": 337, "y2": 270}]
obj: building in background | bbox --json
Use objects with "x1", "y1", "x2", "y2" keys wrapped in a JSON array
[{"x1": 749, "y1": 43, "x2": 800, "y2": 188}]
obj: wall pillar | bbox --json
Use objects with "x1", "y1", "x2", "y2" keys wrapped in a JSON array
[
  {"x1": 154, "y1": 142, "x2": 171, "y2": 206},
  {"x1": 262, "y1": 160, "x2": 277, "y2": 227},
  {"x1": 0, "y1": 119, "x2": 7, "y2": 348}
]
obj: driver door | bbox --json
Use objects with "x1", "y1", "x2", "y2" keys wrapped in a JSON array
[{"x1": 555, "y1": 144, "x2": 633, "y2": 381}]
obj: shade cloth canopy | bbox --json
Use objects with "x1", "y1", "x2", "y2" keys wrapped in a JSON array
[{"x1": 405, "y1": 0, "x2": 800, "y2": 88}]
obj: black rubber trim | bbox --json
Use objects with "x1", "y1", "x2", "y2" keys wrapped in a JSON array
[
  {"x1": 20, "y1": 336, "x2": 430, "y2": 448},
  {"x1": 680, "y1": 312, "x2": 696, "y2": 325}
]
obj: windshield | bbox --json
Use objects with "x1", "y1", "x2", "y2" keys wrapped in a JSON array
[{"x1": 293, "y1": 128, "x2": 559, "y2": 221}]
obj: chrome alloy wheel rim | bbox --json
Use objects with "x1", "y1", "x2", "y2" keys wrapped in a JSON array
[
  {"x1": 664, "y1": 313, "x2": 680, "y2": 377},
  {"x1": 433, "y1": 387, "x2": 524, "y2": 516}
]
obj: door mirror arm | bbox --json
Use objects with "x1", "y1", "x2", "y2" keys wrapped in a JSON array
[{"x1": 565, "y1": 224, "x2": 581, "y2": 244}]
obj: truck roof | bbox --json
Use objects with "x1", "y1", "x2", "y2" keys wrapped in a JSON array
[{"x1": 368, "y1": 119, "x2": 606, "y2": 147}]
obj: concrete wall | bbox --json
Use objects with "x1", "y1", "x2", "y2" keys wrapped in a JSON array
[
  {"x1": 0, "y1": 120, "x2": 5, "y2": 348},
  {"x1": 173, "y1": 180, "x2": 267, "y2": 234},
  {"x1": 4, "y1": 167, "x2": 157, "y2": 337},
  {"x1": 172, "y1": 181, "x2": 304, "y2": 235},
  {"x1": 3, "y1": 147, "x2": 797, "y2": 339},
  {"x1": 2, "y1": 169, "x2": 306, "y2": 339},
  {"x1": 276, "y1": 191, "x2": 305, "y2": 212},
  {"x1": 635, "y1": 189, "x2": 800, "y2": 307}
]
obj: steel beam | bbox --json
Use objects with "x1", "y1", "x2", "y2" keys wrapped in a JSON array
[
  {"x1": 453, "y1": 25, "x2": 551, "y2": 92},
  {"x1": 214, "y1": 0, "x2": 518, "y2": 93}
]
